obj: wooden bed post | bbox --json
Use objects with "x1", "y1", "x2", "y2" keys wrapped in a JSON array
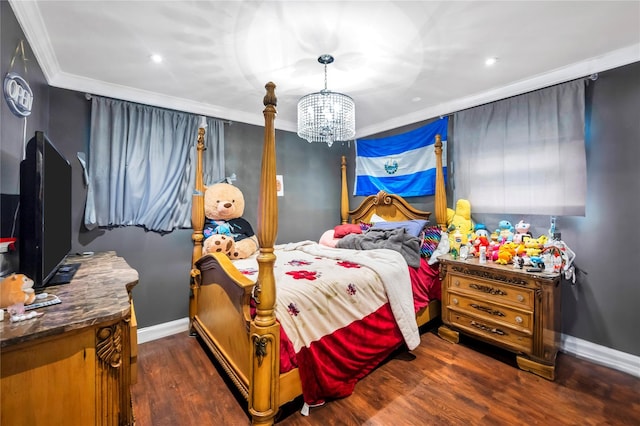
[
  {"x1": 434, "y1": 134, "x2": 447, "y2": 230},
  {"x1": 249, "y1": 82, "x2": 280, "y2": 426},
  {"x1": 189, "y1": 127, "x2": 206, "y2": 331},
  {"x1": 340, "y1": 155, "x2": 349, "y2": 224}
]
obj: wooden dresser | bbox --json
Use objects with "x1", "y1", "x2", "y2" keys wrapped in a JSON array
[
  {"x1": 437, "y1": 254, "x2": 561, "y2": 380},
  {"x1": 1, "y1": 251, "x2": 138, "y2": 426}
]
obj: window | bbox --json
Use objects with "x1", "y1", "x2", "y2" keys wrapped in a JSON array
[
  {"x1": 452, "y1": 79, "x2": 586, "y2": 216},
  {"x1": 83, "y1": 96, "x2": 224, "y2": 232}
]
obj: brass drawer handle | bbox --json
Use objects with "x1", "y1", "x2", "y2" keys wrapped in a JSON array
[
  {"x1": 454, "y1": 280, "x2": 460, "y2": 287},
  {"x1": 470, "y1": 320, "x2": 507, "y2": 336},
  {"x1": 517, "y1": 294, "x2": 524, "y2": 302},
  {"x1": 515, "y1": 316, "x2": 523, "y2": 324},
  {"x1": 453, "y1": 298, "x2": 459, "y2": 305},
  {"x1": 469, "y1": 283, "x2": 507, "y2": 296},
  {"x1": 471, "y1": 303, "x2": 505, "y2": 317}
]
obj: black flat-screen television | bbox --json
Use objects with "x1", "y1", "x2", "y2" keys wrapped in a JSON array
[{"x1": 19, "y1": 131, "x2": 72, "y2": 288}]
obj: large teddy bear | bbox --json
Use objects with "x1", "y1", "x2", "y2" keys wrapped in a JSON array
[{"x1": 203, "y1": 183, "x2": 259, "y2": 259}]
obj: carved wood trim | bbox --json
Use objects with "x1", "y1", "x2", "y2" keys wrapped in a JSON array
[
  {"x1": 348, "y1": 190, "x2": 431, "y2": 223},
  {"x1": 450, "y1": 265, "x2": 528, "y2": 286},
  {"x1": 97, "y1": 324, "x2": 122, "y2": 369},
  {"x1": 253, "y1": 335, "x2": 269, "y2": 367}
]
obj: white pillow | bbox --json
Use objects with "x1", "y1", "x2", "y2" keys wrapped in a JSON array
[{"x1": 370, "y1": 213, "x2": 386, "y2": 223}]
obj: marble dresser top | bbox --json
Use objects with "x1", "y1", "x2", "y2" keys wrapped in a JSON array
[{"x1": 0, "y1": 251, "x2": 138, "y2": 349}]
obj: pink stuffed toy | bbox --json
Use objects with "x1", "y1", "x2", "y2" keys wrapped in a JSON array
[{"x1": 513, "y1": 220, "x2": 532, "y2": 244}]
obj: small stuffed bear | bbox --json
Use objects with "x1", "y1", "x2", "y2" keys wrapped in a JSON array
[
  {"x1": 0, "y1": 273, "x2": 36, "y2": 309},
  {"x1": 203, "y1": 183, "x2": 259, "y2": 259}
]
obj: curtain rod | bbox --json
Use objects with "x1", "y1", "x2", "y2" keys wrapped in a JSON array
[
  {"x1": 439, "y1": 73, "x2": 598, "y2": 119},
  {"x1": 84, "y1": 93, "x2": 232, "y2": 125}
]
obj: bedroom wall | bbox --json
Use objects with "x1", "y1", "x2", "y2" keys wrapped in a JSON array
[
  {"x1": 2, "y1": 3, "x2": 639, "y2": 360},
  {"x1": 0, "y1": 0, "x2": 50, "y2": 237}
]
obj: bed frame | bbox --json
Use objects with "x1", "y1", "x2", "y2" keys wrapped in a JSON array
[{"x1": 189, "y1": 82, "x2": 447, "y2": 425}]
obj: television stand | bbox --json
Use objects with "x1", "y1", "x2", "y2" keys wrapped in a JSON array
[
  {"x1": 47, "y1": 262, "x2": 80, "y2": 285},
  {"x1": 1, "y1": 251, "x2": 139, "y2": 426}
]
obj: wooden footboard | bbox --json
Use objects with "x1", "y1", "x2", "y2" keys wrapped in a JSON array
[{"x1": 193, "y1": 253, "x2": 254, "y2": 398}]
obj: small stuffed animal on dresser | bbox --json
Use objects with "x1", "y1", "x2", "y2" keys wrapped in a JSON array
[
  {"x1": 0, "y1": 273, "x2": 36, "y2": 309},
  {"x1": 202, "y1": 183, "x2": 259, "y2": 259},
  {"x1": 513, "y1": 220, "x2": 532, "y2": 243}
]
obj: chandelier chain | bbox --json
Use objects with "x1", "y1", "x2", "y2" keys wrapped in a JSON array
[{"x1": 324, "y1": 62, "x2": 328, "y2": 92}]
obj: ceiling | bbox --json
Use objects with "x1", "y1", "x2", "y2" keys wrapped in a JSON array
[{"x1": 9, "y1": 1, "x2": 640, "y2": 139}]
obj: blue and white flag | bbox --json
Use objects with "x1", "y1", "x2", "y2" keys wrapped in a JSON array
[{"x1": 354, "y1": 117, "x2": 448, "y2": 197}]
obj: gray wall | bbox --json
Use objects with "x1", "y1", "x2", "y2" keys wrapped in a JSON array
[
  {"x1": 2, "y1": 3, "x2": 639, "y2": 357},
  {"x1": 1, "y1": 0, "x2": 49, "y2": 224},
  {"x1": 224, "y1": 120, "x2": 352, "y2": 243}
]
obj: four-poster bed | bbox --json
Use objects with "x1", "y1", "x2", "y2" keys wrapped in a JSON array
[{"x1": 189, "y1": 82, "x2": 448, "y2": 425}]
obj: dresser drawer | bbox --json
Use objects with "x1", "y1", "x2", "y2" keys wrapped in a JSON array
[
  {"x1": 444, "y1": 310, "x2": 533, "y2": 354},
  {"x1": 445, "y1": 292, "x2": 533, "y2": 333},
  {"x1": 446, "y1": 273, "x2": 534, "y2": 310}
]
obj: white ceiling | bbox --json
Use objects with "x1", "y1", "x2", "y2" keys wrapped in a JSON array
[{"x1": 9, "y1": 1, "x2": 640, "y2": 139}]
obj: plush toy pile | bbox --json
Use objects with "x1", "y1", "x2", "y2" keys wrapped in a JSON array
[
  {"x1": 202, "y1": 183, "x2": 259, "y2": 259},
  {"x1": 440, "y1": 199, "x2": 576, "y2": 279}
]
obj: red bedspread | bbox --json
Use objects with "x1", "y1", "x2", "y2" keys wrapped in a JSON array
[{"x1": 241, "y1": 243, "x2": 441, "y2": 406}]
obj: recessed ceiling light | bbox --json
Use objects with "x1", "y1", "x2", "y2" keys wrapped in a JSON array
[
  {"x1": 485, "y1": 57, "x2": 498, "y2": 66},
  {"x1": 150, "y1": 54, "x2": 163, "y2": 64}
]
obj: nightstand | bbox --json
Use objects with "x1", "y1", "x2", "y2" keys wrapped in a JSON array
[{"x1": 437, "y1": 254, "x2": 561, "y2": 380}]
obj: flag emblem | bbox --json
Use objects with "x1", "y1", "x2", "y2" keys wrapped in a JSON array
[{"x1": 384, "y1": 159, "x2": 398, "y2": 175}]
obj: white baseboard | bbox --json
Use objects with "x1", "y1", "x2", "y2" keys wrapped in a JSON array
[
  {"x1": 137, "y1": 318, "x2": 640, "y2": 378},
  {"x1": 560, "y1": 333, "x2": 640, "y2": 378},
  {"x1": 137, "y1": 317, "x2": 190, "y2": 344}
]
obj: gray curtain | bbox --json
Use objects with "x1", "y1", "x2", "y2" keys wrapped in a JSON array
[
  {"x1": 453, "y1": 79, "x2": 586, "y2": 216},
  {"x1": 84, "y1": 96, "x2": 224, "y2": 232}
]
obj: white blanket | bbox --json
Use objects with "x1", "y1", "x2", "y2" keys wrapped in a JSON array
[{"x1": 237, "y1": 241, "x2": 420, "y2": 350}]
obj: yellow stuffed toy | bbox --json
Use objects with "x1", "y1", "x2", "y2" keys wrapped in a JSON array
[
  {"x1": 0, "y1": 273, "x2": 36, "y2": 309},
  {"x1": 202, "y1": 183, "x2": 259, "y2": 259},
  {"x1": 446, "y1": 199, "x2": 474, "y2": 246}
]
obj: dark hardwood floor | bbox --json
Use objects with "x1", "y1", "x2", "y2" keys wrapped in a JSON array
[{"x1": 131, "y1": 326, "x2": 640, "y2": 425}]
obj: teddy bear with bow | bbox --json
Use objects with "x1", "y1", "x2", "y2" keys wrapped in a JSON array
[{"x1": 202, "y1": 183, "x2": 259, "y2": 259}]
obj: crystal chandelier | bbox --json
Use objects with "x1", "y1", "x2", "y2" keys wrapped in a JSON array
[{"x1": 297, "y1": 54, "x2": 355, "y2": 147}]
